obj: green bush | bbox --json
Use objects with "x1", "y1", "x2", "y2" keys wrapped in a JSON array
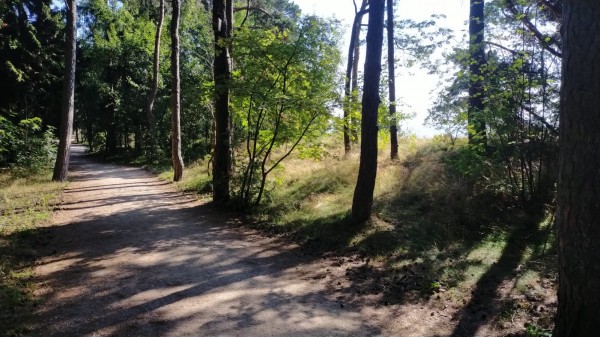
[
  {"x1": 445, "y1": 144, "x2": 489, "y2": 180},
  {"x1": 0, "y1": 117, "x2": 56, "y2": 175}
]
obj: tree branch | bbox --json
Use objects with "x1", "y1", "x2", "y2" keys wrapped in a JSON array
[
  {"x1": 504, "y1": 0, "x2": 562, "y2": 58},
  {"x1": 522, "y1": 106, "x2": 558, "y2": 136},
  {"x1": 234, "y1": 6, "x2": 271, "y2": 17},
  {"x1": 485, "y1": 41, "x2": 520, "y2": 55}
]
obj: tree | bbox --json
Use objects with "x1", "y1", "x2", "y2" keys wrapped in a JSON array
[
  {"x1": 0, "y1": 0, "x2": 63, "y2": 128},
  {"x1": 351, "y1": 0, "x2": 385, "y2": 223},
  {"x1": 52, "y1": 0, "x2": 77, "y2": 181},
  {"x1": 468, "y1": 0, "x2": 487, "y2": 145},
  {"x1": 343, "y1": 0, "x2": 368, "y2": 155},
  {"x1": 212, "y1": 0, "x2": 233, "y2": 203},
  {"x1": 0, "y1": 0, "x2": 63, "y2": 169},
  {"x1": 145, "y1": 0, "x2": 165, "y2": 158},
  {"x1": 233, "y1": 16, "x2": 341, "y2": 206},
  {"x1": 554, "y1": 1, "x2": 600, "y2": 336},
  {"x1": 77, "y1": 0, "x2": 157, "y2": 155},
  {"x1": 386, "y1": 0, "x2": 398, "y2": 159},
  {"x1": 171, "y1": 0, "x2": 184, "y2": 181}
]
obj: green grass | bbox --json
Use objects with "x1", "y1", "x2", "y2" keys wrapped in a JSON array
[
  {"x1": 0, "y1": 172, "x2": 66, "y2": 337},
  {"x1": 157, "y1": 160, "x2": 213, "y2": 200}
]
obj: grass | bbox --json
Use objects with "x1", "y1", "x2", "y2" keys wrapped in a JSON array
[{"x1": 0, "y1": 172, "x2": 66, "y2": 336}]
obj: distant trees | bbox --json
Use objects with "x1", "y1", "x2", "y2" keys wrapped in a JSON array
[
  {"x1": 52, "y1": 0, "x2": 77, "y2": 182},
  {"x1": 351, "y1": 0, "x2": 386, "y2": 223},
  {"x1": 76, "y1": 0, "x2": 213, "y2": 160},
  {"x1": 554, "y1": 1, "x2": 600, "y2": 335}
]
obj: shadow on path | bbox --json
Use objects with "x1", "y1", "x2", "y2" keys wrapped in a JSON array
[{"x1": 30, "y1": 145, "x2": 381, "y2": 337}]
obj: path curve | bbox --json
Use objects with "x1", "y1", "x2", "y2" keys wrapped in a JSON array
[{"x1": 30, "y1": 145, "x2": 450, "y2": 337}]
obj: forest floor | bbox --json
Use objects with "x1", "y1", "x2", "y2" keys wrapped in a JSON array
[{"x1": 26, "y1": 144, "x2": 554, "y2": 337}]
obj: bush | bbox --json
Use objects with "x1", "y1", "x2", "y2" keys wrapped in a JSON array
[{"x1": 0, "y1": 117, "x2": 56, "y2": 175}]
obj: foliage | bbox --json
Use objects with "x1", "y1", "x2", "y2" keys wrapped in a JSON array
[
  {"x1": 0, "y1": 117, "x2": 56, "y2": 175},
  {"x1": 393, "y1": 14, "x2": 453, "y2": 70},
  {"x1": 78, "y1": 0, "x2": 213, "y2": 161},
  {"x1": 445, "y1": 143, "x2": 489, "y2": 180},
  {"x1": 0, "y1": 1, "x2": 64, "y2": 127},
  {"x1": 231, "y1": 14, "x2": 342, "y2": 206},
  {"x1": 78, "y1": 0, "x2": 157, "y2": 154},
  {"x1": 427, "y1": 1, "x2": 560, "y2": 205}
]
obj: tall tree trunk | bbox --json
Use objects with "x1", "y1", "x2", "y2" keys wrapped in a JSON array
[
  {"x1": 52, "y1": 0, "x2": 76, "y2": 182},
  {"x1": 351, "y1": 0, "x2": 385, "y2": 224},
  {"x1": 386, "y1": 0, "x2": 398, "y2": 159},
  {"x1": 212, "y1": 0, "x2": 233, "y2": 203},
  {"x1": 170, "y1": 0, "x2": 184, "y2": 181},
  {"x1": 468, "y1": 0, "x2": 487, "y2": 145},
  {"x1": 553, "y1": 2, "x2": 600, "y2": 336},
  {"x1": 343, "y1": 0, "x2": 368, "y2": 156},
  {"x1": 145, "y1": 0, "x2": 164, "y2": 158}
]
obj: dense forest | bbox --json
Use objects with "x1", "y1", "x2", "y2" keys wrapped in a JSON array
[{"x1": 1, "y1": 0, "x2": 599, "y2": 336}]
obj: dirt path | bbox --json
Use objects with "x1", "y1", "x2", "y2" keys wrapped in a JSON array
[{"x1": 30, "y1": 145, "x2": 456, "y2": 337}]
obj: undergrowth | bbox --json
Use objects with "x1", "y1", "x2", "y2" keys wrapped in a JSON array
[{"x1": 0, "y1": 172, "x2": 65, "y2": 336}]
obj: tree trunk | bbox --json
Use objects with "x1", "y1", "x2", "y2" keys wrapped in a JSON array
[
  {"x1": 343, "y1": 0, "x2": 368, "y2": 156},
  {"x1": 351, "y1": 0, "x2": 385, "y2": 224},
  {"x1": 145, "y1": 0, "x2": 164, "y2": 158},
  {"x1": 468, "y1": 0, "x2": 487, "y2": 145},
  {"x1": 553, "y1": 2, "x2": 600, "y2": 336},
  {"x1": 386, "y1": 0, "x2": 398, "y2": 159},
  {"x1": 212, "y1": 0, "x2": 233, "y2": 203},
  {"x1": 106, "y1": 112, "x2": 117, "y2": 153},
  {"x1": 170, "y1": 0, "x2": 184, "y2": 181},
  {"x1": 52, "y1": 0, "x2": 76, "y2": 182}
]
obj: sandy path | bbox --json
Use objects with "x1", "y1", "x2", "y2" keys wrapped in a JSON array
[{"x1": 29, "y1": 145, "x2": 454, "y2": 337}]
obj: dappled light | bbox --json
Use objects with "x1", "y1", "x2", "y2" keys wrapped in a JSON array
[{"x1": 30, "y1": 146, "x2": 388, "y2": 336}]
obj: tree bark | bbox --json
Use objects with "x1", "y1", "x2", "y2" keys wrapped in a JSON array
[
  {"x1": 343, "y1": 0, "x2": 368, "y2": 156},
  {"x1": 52, "y1": 0, "x2": 76, "y2": 182},
  {"x1": 212, "y1": 0, "x2": 233, "y2": 203},
  {"x1": 170, "y1": 0, "x2": 184, "y2": 181},
  {"x1": 386, "y1": 0, "x2": 398, "y2": 159},
  {"x1": 145, "y1": 0, "x2": 164, "y2": 158},
  {"x1": 351, "y1": 0, "x2": 385, "y2": 224},
  {"x1": 553, "y1": 2, "x2": 600, "y2": 336},
  {"x1": 468, "y1": 0, "x2": 487, "y2": 145}
]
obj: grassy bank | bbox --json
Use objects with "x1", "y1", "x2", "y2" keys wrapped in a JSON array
[{"x1": 0, "y1": 173, "x2": 65, "y2": 336}]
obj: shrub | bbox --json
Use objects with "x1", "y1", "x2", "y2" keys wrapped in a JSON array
[{"x1": 0, "y1": 117, "x2": 56, "y2": 175}]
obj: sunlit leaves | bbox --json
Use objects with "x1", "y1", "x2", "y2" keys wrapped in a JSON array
[{"x1": 231, "y1": 14, "x2": 342, "y2": 205}]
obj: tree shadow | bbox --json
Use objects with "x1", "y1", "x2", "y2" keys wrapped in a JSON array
[
  {"x1": 448, "y1": 223, "x2": 541, "y2": 337},
  {"x1": 304, "y1": 181, "x2": 554, "y2": 336},
  {"x1": 27, "y1": 147, "x2": 383, "y2": 337}
]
